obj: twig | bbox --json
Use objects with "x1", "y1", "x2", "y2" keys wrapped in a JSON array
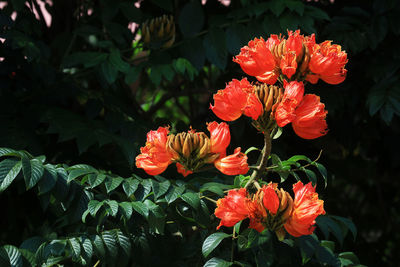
[
  {"x1": 245, "y1": 132, "x2": 272, "y2": 188},
  {"x1": 292, "y1": 150, "x2": 323, "y2": 171},
  {"x1": 200, "y1": 196, "x2": 217, "y2": 204},
  {"x1": 93, "y1": 260, "x2": 100, "y2": 267}
]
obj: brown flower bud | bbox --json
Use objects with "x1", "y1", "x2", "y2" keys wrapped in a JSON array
[{"x1": 141, "y1": 15, "x2": 175, "y2": 49}]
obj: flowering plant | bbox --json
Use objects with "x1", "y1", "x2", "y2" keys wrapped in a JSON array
[{"x1": 135, "y1": 30, "x2": 358, "y2": 265}]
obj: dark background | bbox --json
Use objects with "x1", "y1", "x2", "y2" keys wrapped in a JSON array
[{"x1": 1, "y1": 0, "x2": 399, "y2": 265}]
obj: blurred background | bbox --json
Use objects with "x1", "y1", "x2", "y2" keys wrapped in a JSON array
[{"x1": 0, "y1": 0, "x2": 399, "y2": 265}]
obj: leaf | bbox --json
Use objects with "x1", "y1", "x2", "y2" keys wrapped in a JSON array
[
  {"x1": 297, "y1": 235, "x2": 319, "y2": 264},
  {"x1": 151, "y1": 180, "x2": 170, "y2": 200},
  {"x1": 21, "y1": 157, "x2": 44, "y2": 189},
  {"x1": 106, "y1": 200, "x2": 119, "y2": 217},
  {"x1": 314, "y1": 162, "x2": 328, "y2": 187},
  {"x1": 109, "y1": 48, "x2": 129, "y2": 73},
  {"x1": 68, "y1": 168, "x2": 95, "y2": 183},
  {"x1": 246, "y1": 229, "x2": 271, "y2": 249},
  {"x1": 131, "y1": 201, "x2": 149, "y2": 218},
  {"x1": 88, "y1": 200, "x2": 104, "y2": 217},
  {"x1": 180, "y1": 37, "x2": 205, "y2": 70},
  {"x1": 164, "y1": 185, "x2": 185, "y2": 204},
  {"x1": 150, "y1": 0, "x2": 172, "y2": 12},
  {"x1": 90, "y1": 235, "x2": 105, "y2": 259},
  {"x1": 89, "y1": 173, "x2": 106, "y2": 188},
  {"x1": 316, "y1": 215, "x2": 344, "y2": 246},
  {"x1": 102, "y1": 232, "x2": 118, "y2": 259},
  {"x1": 338, "y1": 252, "x2": 360, "y2": 264},
  {"x1": 101, "y1": 61, "x2": 118, "y2": 84},
  {"x1": 244, "y1": 147, "x2": 260, "y2": 155},
  {"x1": 104, "y1": 176, "x2": 123, "y2": 193},
  {"x1": 38, "y1": 165, "x2": 58, "y2": 195},
  {"x1": 19, "y1": 249, "x2": 36, "y2": 267},
  {"x1": 315, "y1": 245, "x2": 340, "y2": 267},
  {"x1": 331, "y1": 216, "x2": 357, "y2": 240},
  {"x1": 303, "y1": 169, "x2": 317, "y2": 186},
  {"x1": 112, "y1": 230, "x2": 131, "y2": 256},
  {"x1": 305, "y1": 5, "x2": 330, "y2": 21},
  {"x1": 68, "y1": 238, "x2": 81, "y2": 260},
  {"x1": 122, "y1": 178, "x2": 140, "y2": 197},
  {"x1": 181, "y1": 192, "x2": 200, "y2": 210},
  {"x1": 119, "y1": 202, "x2": 133, "y2": 219},
  {"x1": 0, "y1": 158, "x2": 22, "y2": 192},
  {"x1": 321, "y1": 240, "x2": 335, "y2": 252},
  {"x1": 178, "y1": 1, "x2": 204, "y2": 37},
  {"x1": 204, "y1": 257, "x2": 232, "y2": 267},
  {"x1": 287, "y1": 155, "x2": 311, "y2": 162},
  {"x1": 80, "y1": 236, "x2": 93, "y2": 260},
  {"x1": 202, "y1": 232, "x2": 231, "y2": 258},
  {"x1": 0, "y1": 245, "x2": 23, "y2": 267}
]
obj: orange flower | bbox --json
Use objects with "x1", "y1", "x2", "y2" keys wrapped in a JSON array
[
  {"x1": 233, "y1": 37, "x2": 276, "y2": 77},
  {"x1": 135, "y1": 127, "x2": 172, "y2": 175},
  {"x1": 292, "y1": 94, "x2": 328, "y2": 139},
  {"x1": 286, "y1": 30, "x2": 304, "y2": 58},
  {"x1": 176, "y1": 163, "x2": 193, "y2": 177},
  {"x1": 280, "y1": 52, "x2": 297, "y2": 79},
  {"x1": 208, "y1": 121, "x2": 231, "y2": 155},
  {"x1": 261, "y1": 183, "x2": 280, "y2": 215},
  {"x1": 215, "y1": 188, "x2": 250, "y2": 229},
  {"x1": 214, "y1": 147, "x2": 249, "y2": 175},
  {"x1": 308, "y1": 40, "x2": 348, "y2": 85},
  {"x1": 275, "y1": 81, "x2": 305, "y2": 127},
  {"x1": 210, "y1": 78, "x2": 263, "y2": 121},
  {"x1": 284, "y1": 181, "x2": 325, "y2": 237}
]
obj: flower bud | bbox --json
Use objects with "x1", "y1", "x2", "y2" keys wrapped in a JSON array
[{"x1": 141, "y1": 15, "x2": 175, "y2": 49}]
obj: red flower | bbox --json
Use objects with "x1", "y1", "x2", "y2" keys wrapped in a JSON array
[
  {"x1": 261, "y1": 184, "x2": 280, "y2": 215},
  {"x1": 176, "y1": 163, "x2": 193, "y2": 177},
  {"x1": 214, "y1": 147, "x2": 249, "y2": 175},
  {"x1": 284, "y1": 181, "x2": 325, "y2": 237},
  {"x1": 215, "y1": 188, "x2": 250, "y2": 229},
  {"x1": 255, "y1": 70, "x2": 279, "y2": 84},
  {"x1": 286, "y1": 30, "x2": 304, "y2": 58},
  {"x1": 275, "y1": 81, "x2": 305, "y2": 127},
  {"x1": 208, "y1": 121, "x2": 231, "y2": 155},
  {"x1": 233, "y1": 37, "x2": 276, "y2": 77},
  {"x1": 308, "y1": 41, "x2": 348, "y2": 85},
  {"x1": 135, "y1": 127, "x2": 172, "y2": 175},
  {"x1": 292, "y1": 94, "x2": 328, "y2": 139},
  {"x1": 280, "y1": 52, "x2": 298, "y2": 79},
  {"x1": 210, "y1": 78, "x2": 263, "y2": 121}
]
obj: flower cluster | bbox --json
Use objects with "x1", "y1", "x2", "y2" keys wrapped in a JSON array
[
  {"x1": 211, "y1": 30, "x2": 347, "y2": 139},
  {"x1": 214, "y1": 181, "x2": 325, "y2": 239},
  {"x1": 135, "y1": 122, "x2": 249, "y2": 177}
]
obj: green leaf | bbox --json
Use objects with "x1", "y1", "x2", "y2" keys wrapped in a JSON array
[
  {"x1": 89, "y1": 173, "x2": 106, "y2": 188},
  {"x1": 297, "y1": 235, "x2": 319, "y2": 264},
  {"x1": 315, "y1": 245, "x2": 340, "y2": 267},
  {"x1": 62, "y1": 52, "x2": 108, "y2": 68},
  {"x1": 202, "y1": 233, "x2": 231, "y2": 258},
  {"x1": 104, "y1": 176, "x2": 123, "y2": 193},
  {"x1": 19, "y1": 248, "x2": 36, "y2": 267},
  {"x1": 151, "y1": 180, "x2": 171, "y2": 200},
  {"x1": 244, "y1": 147, "x2": 260, "y2": 155},
  {"x1": 68, "y1": 238, "x2": 81, "y2": 260},
  {"x1": 246, "y1": 229, "x2": 271, "y2": 249},
  {"x1": 316, "y1": 216, "x2": 344, "y2": 245},
  {"x1": 305, "y1": 5, "x2": 330, "y2": 21},
  {"x1": 303, "y1": 169, "x2": 317, "y2": 186},
  {"x1": 204, "y1": 257, "x2": 232, "y2": 267},
  {"x1": 131, "y1": 201, "x2": 149, "y2": 218},
  {"x1": 68, "y1": 168, "x2": 96, "y2": 183},
  {"x1": 112, "y1": 230, "x2": 131, "y2": 256},
  {"x1": 88, "y1": 200, "x2": 104, "y2": 217},
  {"x1": 269, "y1": 0, "x2": 286, "y2": 16},
  {"x1": 314, "y1": 162, "x2": 328, "y2": 187},
  {"x1": 321, "y1": 240, "x2": 335, "y2": 252},
  {"x1": 119, "y1": 202, "x2": 133, "y2": 219},
  {"x1": 38, "y1": 165, "x2": 58, "y2": 195},
  {"x1": 181, "y1": 192, "x2": 200, "y2": 210},
  {"x1": 109, "y1": 48, "x2": 129, "y2": 73},
  {"x1": 165, "y1": 185, "x2": 185, "y2": 204},
  {"x1": 178, "y1": 1, "x2": 204, "y2": 37},
  {"x1": 0, "y1": 158, "x2": 22, "y2": 192},
  {"x1": 122, "y1": 178, "x2": 140, "y2": 197},
  {"x1": 106, "y1": 200, "x2": 119, "y2": 217},
  {"x1": 101, "y1": 61, "x2": 118, "y2": 84},
  {"x1": 21, "y1": 157, "x2": 44, "y2": 189},
  {"x1": 287, "y1": 155, "x2": 311, "y2": 162},
  {"x1": 90, "y1": 235, "x2": 105, "y2": 259},
  {"x1": 80, "y1": 236, "x2": 93, "y2": 260},
  {"x1": 150, "y1": 0, "x2": 172, "y2": 11},
  {"x1": 0, "y1": 245, "x2": 23, "y2": 267},
  {"x1": 120, "y1": 2, "x2": 142, "y2": 21},
  {"x1": 180, "y1": 38, "x2": 205, "y2": 70},
  {"x1": 285, "y1": 0, "x2": 305, "y2": 16},
  {"x1": 339, "y1": 252, "x2": 360, "y2": 264},
  {"x1": 331, "y1": 216, "x2": 357, "y2": 240},
  {"x1": 102, "y1": 232, "x2": 118, "y2": 259}
]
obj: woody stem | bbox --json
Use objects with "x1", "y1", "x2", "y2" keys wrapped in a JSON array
[{"x1": 245, "y1": 131, "x2": 272, "y2": 188}]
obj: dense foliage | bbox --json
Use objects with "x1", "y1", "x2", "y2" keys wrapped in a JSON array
[{"x1": 0, "y1": 0, "x2": 399, "y2": 266}]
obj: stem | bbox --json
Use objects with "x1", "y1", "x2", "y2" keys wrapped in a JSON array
[
  {"x1": 200, "y1": 196, "x2": 217, "y2": 204},
  {"x1": 231, "y1": 226, "x2": 236, "y2": 262},
  {"x1": 245, "y1": 131, "x2": 272, "y2": 188}
]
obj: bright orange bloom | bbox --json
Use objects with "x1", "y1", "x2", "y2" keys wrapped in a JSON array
[
  {"x1": 261, "y1": 183, "x2": 280, "y2": 215},
  {"x1": 135, "y1": 127, "x2": 172, "y2": 175},
  {"x1": 284, "y1": 181, "x2": 325, "y2": 237},
  {"x1": 215, "y1": 188, "x2": 250, "y2": 229},
  {"x1": 308, "y1": 40, "x2": 348, "y2": 85},
  {"x1": 286, "y1": 30, "x2": 304, "y2": 58},
  {"x1": 208, "y1": 121, "x2": 231, "y2": 155},
  {"x1": 233, "y1": 37, "x2": 276, "y2": 77},
  {"x1": 292, "y1": 94, "x2": 328, "y2": 139},
  {"x1": 255, "y1": 70, "x2": 279, "y2": 84},
  {"x1": 210, "y1": 78, "x2": 263, "y2": 121},
  {"x1": 176, "y1": 163, "x2": 193, "y2": 177},
  {"x1": 280, "y1": 52, "x2": 297, "y2": 79},
  {"x1": 275, "y1": 81, "x2": 305, "y2": 127},
  {"x1": 214, "y1": 147, "x2": 249, "y2": 175}
]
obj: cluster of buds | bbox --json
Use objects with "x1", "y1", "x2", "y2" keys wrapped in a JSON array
[
  {"x1": 141, "y1": 15, "x2": 175, "y2": 49},
  {"x1": 233, "y1": 30, "x2": 348, "y2": 85},
  {"x1": 214, "y1": 181, "x2": 325, "y2": 239},
  {"x1": 135, "y1": 122, "x2": 249, "y2": 177},
  {"x1": 210, "y1": 29, "x2": 343, "y2": 139}
]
